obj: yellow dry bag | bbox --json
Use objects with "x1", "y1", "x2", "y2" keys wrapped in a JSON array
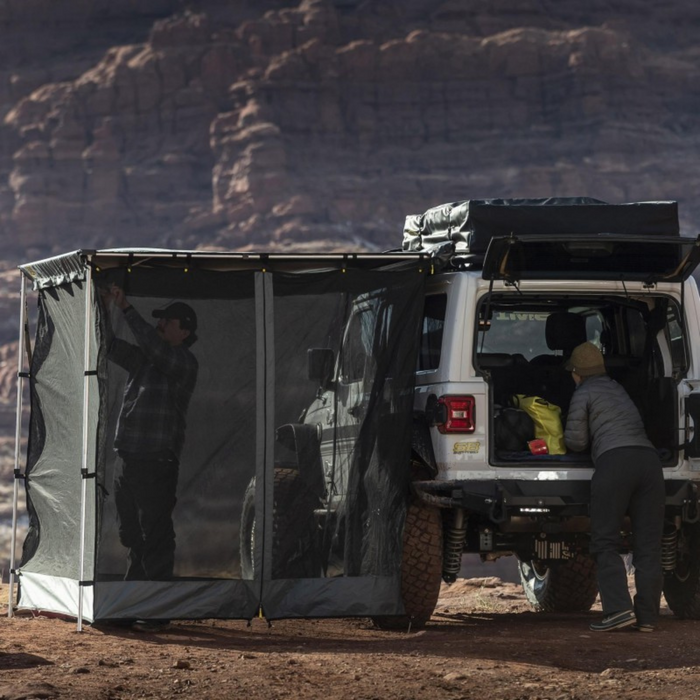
[{"x1": 512, "y1": 395, "x2": 566, "y2": 455}]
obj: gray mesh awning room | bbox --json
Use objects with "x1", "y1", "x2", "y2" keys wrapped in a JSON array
[{"x1": 10, "y1": 249, "x2": 427, "y2": 626}]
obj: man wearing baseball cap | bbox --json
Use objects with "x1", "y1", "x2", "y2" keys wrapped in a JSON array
[
  {"x1": 151, "y1": 301, "x2": 198, "y2": 346},
  {"x1": 564, "y1": 341, "x2": 664, "y2": 633},
  {"x1": 105, "y1": 285, "x2": 199, "y2": 603}
]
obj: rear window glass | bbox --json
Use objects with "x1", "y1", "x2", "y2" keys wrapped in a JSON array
[
  {"x1": 477, "y1": 297, "x2": 687, "y2": 378},
  {"x1": 479, "y1": 310, "x2": 550, "y2": 360}
]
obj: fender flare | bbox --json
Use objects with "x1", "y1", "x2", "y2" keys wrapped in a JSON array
[{"x1": 411, "y1": 413, "x2": 438, "y2": 478}]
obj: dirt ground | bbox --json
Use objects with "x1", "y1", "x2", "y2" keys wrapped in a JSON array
[{"x1": 1, "y1": 579, "x2": 699, "y2": 700}]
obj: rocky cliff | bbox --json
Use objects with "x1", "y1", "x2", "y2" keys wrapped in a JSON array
[{"x1": 2, "y1": 0, "x2": 700, "y2": 263}]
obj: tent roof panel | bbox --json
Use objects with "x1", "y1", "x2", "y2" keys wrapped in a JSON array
[{"x1": 19, "y1": 249, "x2": 428, "y2": 289}]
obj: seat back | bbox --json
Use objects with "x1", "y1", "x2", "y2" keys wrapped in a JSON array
[
  {"x1": 527, "y1": 312, "x2": 587, "y2": 413},
  {"x1": 531, "y1": 312, "x2": 587, "y2": 366}
]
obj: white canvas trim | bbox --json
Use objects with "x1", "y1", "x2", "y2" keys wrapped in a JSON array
[{"x1": 17, "y1": 572, "x2": 94, "y2": 623}]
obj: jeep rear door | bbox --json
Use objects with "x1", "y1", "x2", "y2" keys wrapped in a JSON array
[{"x1": 482, "y1": 233, "x2": 700, "y2": 284}]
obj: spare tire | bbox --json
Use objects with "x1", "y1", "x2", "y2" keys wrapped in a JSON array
[
  {"x1": 518, "y1": 554, "x2": 598, "y2": 612},
  {"x1": 239, "y1": 468, "x2": 321, "y2": 580}
]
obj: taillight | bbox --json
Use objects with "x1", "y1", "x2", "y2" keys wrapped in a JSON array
[{"x1": 436, "y1": 395, "x2": 475, "y2": 434}]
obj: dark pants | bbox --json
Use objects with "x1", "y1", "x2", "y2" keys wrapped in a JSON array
[
  {"x1": 590, "y1": 446, "x2": 665, "y2": 625},
  {"x1": 115, "y1": 453, "x2": 179, "y2": 581}
]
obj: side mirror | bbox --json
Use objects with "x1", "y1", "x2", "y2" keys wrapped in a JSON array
[{"x1": 308, "y1": 348, "x2": 334, "y2": 386}]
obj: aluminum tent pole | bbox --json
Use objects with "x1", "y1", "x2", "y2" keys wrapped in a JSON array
[
  {"x1": 77, "y1": 262, "x2": 94, "y2": 632},
  {"x1": 8, "y1": 273, "x2": 28, "y2": 618}
]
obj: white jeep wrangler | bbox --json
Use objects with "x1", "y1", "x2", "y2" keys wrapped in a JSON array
[{"x1": 245, "y1": 198, "x2": 700, "y2": 628}]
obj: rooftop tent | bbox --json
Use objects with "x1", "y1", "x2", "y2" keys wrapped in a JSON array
[
  {"x1": 403, "y1": 198, "x2": 680, "y2": 254},
  {"x1": 401, "y1": 199, "x2": 696, "y2": 278},
  {"x1": 10, "y1": 249, "x2": 427, "y2": 626}
]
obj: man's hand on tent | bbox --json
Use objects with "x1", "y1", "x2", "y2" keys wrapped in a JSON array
[{"x1": 108, "y1": 284, "x2": 131, "y2": 311}]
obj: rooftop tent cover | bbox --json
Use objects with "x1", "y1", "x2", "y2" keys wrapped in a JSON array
[
  {"x1": 16, "y1": 250, "x2": 427, "y2": 623},
  {"x1": 402, "y1": 198, "x2": 680, "y2": 255}
]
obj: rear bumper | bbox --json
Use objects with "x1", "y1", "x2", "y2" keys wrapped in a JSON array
[{"x1": 413, "y1": 478, "x2": 698, "y2": 520}]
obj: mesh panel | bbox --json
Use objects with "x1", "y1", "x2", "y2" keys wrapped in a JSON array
[
  {"x1": 96, "y1": 269, "x2": 256, "y2": 582},
  {"x1": 22, "y1": 284, "x2": 96, "y2": 578},
  {"x1": 263, "y1": 271, "x2": 424, "y2": 599}
]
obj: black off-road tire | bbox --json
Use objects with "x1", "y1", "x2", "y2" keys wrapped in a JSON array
[
  {"x1": 271, "y1": 467, "x2": 322, "y2": 578},
  {"x1": 239, "y1": 468, "x2": 321, "y2": 580},
  {"x1": 518, "y1": 554, "x2": 598, "y2": 612},
  {"x1": 663, "y1": 522, "x2": 700, "y2": 619},
  {"x1": 372, "y1": 498, "x2": 443, "y2": 631}
]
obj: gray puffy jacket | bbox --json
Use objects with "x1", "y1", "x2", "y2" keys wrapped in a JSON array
[{"x1": 564, "y1": 374, "x2": 654, "y2": 463}]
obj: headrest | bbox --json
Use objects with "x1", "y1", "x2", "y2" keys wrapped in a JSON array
[
  {"x1": 545, "y1": 312, "x2": 587, "y2": 353},
  {"x1": 477, "y1": 353, "x2": 515, "y2": 368}
]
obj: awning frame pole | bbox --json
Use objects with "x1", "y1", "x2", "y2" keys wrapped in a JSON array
[
  {"x1": 8, "y1": 273, "x2": 28, "y2": 618},
  {"x1": 77, "y1": 262, "x2": 94, "y2": 632}
]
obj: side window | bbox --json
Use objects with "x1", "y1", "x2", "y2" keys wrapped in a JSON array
[
  {"x1": 418, "y1": 294, "x2": 447, "y2": 371},
  {"x1": 625, "y1": 308, "x2": 647, "y2": 357},
  {"x1": 340, "y1": 308, "x2": 374, "y2": 383},
  {"x1": 585, "y1": 314, "x2": 604, "y2": 348},
  {"x1": 665, "y1": 303, "x2": 687, "y2": 373}
]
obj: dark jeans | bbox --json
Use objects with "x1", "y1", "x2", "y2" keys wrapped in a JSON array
[
  {"x1": 115, "y1": 452, "x2": 179, "y2": 581},
  {"x1": 590, "y1": 446, "x2": 665, "y2": 625}
]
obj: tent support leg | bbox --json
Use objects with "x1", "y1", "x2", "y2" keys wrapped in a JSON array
[
  {"x1": 77, "y1": 263, "x2": 94, "y2": 632},
  {"x1": 8, "y1": 274, "x2": 28, "y2": 619}
]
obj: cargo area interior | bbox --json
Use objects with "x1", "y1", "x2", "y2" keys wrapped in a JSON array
[{"x1": 475, "y1": 293, "x2": 683, "y2": 465}]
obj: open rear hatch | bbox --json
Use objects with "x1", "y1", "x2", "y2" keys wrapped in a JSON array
[
  {"x1": 470, "y1": 201, "x2": 700, "y2": 468},
  {"x1": 482, "y1": 232, "x2": 700, "y2": 284}
]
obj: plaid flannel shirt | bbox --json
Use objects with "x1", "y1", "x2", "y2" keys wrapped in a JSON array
[{"x1": 109, "y1": 306, "x2": 198, "y2": 459}]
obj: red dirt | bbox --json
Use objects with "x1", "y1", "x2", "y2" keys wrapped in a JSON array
[{"x1": 0, "y1": 579, "x2": 698, "y2": 700}]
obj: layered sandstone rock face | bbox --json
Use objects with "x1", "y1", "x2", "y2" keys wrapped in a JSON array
[{"x1": 2, "y1": 0, "x2": 700, "y2": 262}]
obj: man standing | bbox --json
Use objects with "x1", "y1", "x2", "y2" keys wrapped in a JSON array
[
  {"x1": 564, "y1": 341, "x2": 665, "y2": 632},
  {"x1": 105, "y1": 285, "x2": 199, "y2": 581}
]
